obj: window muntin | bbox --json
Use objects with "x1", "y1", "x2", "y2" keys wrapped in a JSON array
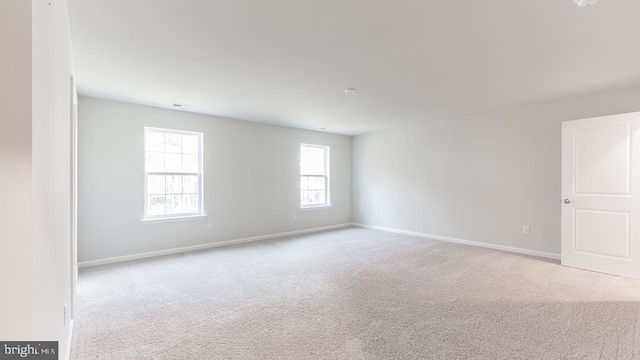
[
  {"x1": 300, "y1": 144, "x2": 330, "y2": 207},
  {"x1": 144, "y1": 127, "x2": 203, "y2": 219}
]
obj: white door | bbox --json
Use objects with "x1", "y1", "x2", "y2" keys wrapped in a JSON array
[{"x1": 562, "y1": 112, "x2": 640, "y2": 279}]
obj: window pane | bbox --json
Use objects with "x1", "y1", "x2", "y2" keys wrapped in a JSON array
[
  {"x1": 165, "y1": 153, "x2": 182, "y2": 172},
  {"x1": 145, "y1": 131, "x2": 165, "y2": 152},
  {"x1": 311, "y1": 161, "x2": 325, "y2": 175},
  {"x1": 182, "y1": 135, "x2": 199, "y2": 154},
  {"x1": 317, "y1": 190, "x2": 326, "y2": 204},
  {"x1": 182, "y1": 175, "x2": 198, "y2": 194},
  {"x1": 300, "y1": 146, "x2": 308, "y2": 172},
  {"x1": 165, "y1": 133, "x2": 182, "y2": 153},
  {"x1": 309, "y1": 177, "x2": 319, "y2": 190},
  {"x1": 147, "y1": 175, "x2": 166, "y2": 195},
  {"x1": 301, "y1": 145, "x2": 326, "y2": 175},
  {"x1": 182, "y1": 154, "x2": 198, "y2": 173},
  {"x1": 301, "y1": 175, "x2": 326, "y2": 206},
  {"x1": 147, "y1": 195, "x2": 166, "y2": 215},
  {"x1": 166, "y1": 195, "x2": 182, "y2": 214},
  {"x1": 183, "y1": 194, "x2": 198, "y2": 213},
  {"x1": 308, "y1": 147, "x2": 323, "y2": 163},
  {"x1": 166, "y1": 175, "x2": 183, "y2": 194},
  {"x1": 146, "y1": 152, "x2": 165, "y2": 172},
  {"x1": 306, "y1": 176, "x2": 325, "y2": 190}
]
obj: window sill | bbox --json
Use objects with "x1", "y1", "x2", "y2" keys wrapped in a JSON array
[
  {"x1": 141, "y1": 214, "x2": 208, "y2": 224},
  {"x1": 300, "y1": 205, "x2": 333, "y2": 210}
]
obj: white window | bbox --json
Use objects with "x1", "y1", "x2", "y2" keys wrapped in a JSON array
[
  {"x1": 300, "y1": 143, "x2": 330, "y2": 207},
  {"x1": 144, "y1": 127, "x2": 203, "y2": 219}
]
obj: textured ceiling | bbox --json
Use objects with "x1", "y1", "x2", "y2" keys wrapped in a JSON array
[{"x1": 68, "y1": 0, "x2": 640, "y2": 135}]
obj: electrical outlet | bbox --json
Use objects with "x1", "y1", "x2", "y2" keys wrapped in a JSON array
[
  {"x1": 522, "y1": 226, "x2": 530, "y2": 235},
  {"x1": 380, "y1": 210, "x2": 384, "y2": 217},
  {"x1": 207, "y1": 222, "x2": 213, "y2": 230}
]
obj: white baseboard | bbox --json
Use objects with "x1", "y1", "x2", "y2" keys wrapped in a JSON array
[
  {"x1": 351, "y1": 223, "x2": 560, "y2": 260},
  {"x1": 65, "y1": 319, "x2": 74, "y2": 360},
  {"x1": 78, "y1": 223, "x2": 352, "y2": 268}
]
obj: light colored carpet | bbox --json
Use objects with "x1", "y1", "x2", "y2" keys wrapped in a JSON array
[{"x1": 71, "y1": 227, "x2": 640, "y2": 360}]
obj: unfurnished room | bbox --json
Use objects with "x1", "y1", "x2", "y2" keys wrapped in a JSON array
[{"x1": 2, "y1": 0, "x2": 640, "y2": 359}]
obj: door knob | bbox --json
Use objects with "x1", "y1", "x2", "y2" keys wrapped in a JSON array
[{"x1": 564, "y1": 199, "x2": 571, "y2": 204}]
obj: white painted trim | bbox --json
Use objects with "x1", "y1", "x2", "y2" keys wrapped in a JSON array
[
  {"x1": 141, "y1": 214, "x2": 208, "y2": 224},
  {"x1": 300, "y1": 205, "x2": 333, "y2": 210},
  {"x1": 143, "y1": 127, "x2": 204, "y2": 221},
  {"x1": 65, "y1": 319, "x2": 74, "y2": 360},
  {"x1": 78, "y1": 223, "x2": 351, "y2": 268},
  {"x1": 351, "y1": 223, "x2": 561, "y2": 260}
]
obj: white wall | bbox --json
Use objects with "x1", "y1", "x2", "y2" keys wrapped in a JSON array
[
  {"x1": 32, "y1": 1, "x2": 74, "y2": 357},
  {"x1": 0, "y1": 0, "x2": 33, "y2": 340},
  {"x1": 353, "y1": 86, "x2": 640, "y2": 255},
  {"x1": 78, "y1": 97, "x2": 352, "y2": 262},
  {"x1": 0, "y1": 0, "x2": 74, "y2": 357}
]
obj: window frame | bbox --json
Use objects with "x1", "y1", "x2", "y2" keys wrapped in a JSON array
[
  {"x1": 300, "y1": 143, "x2": 331, "y2": 209},
  {"x1": 143, "y1": 127, "x2": 205, "y2": 221}
]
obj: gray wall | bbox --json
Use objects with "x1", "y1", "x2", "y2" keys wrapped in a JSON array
[
  {"x1": 353, "y1": 86, "x2": 640, "y2": 255},
  {"x1": 32, "y1": 1, "x2": 74, "y2": 351},
  {"x1": 78, "y1": 97, "x2": 352, "y2": 262}
]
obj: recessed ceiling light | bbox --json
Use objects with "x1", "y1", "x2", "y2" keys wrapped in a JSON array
[{"x1": 344, "y1": 88, "x2": 357, "y2": 93}]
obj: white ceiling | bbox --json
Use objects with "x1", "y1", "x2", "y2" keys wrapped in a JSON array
[{"x1": 68, "y1": 0, "x2": 640, "y2": 135}]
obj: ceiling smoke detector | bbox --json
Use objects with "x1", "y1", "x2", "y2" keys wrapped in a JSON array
[{"x1": 574, "y1": 0, "x2": 598, "y2": 7}]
